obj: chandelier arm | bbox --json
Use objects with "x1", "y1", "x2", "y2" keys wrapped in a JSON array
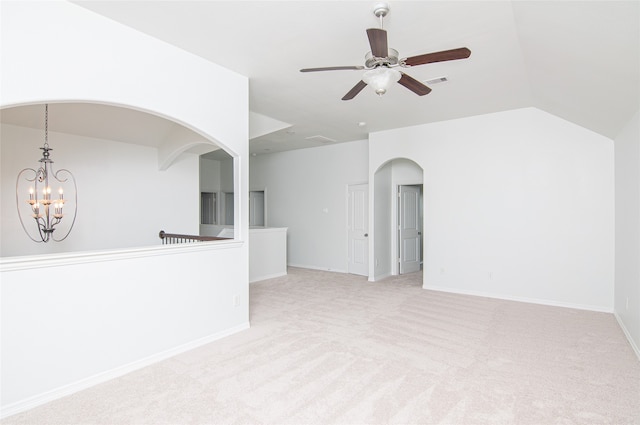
[
  {"x1": 52, "y1": 169, "x2": 77, "y2": 242},
  {"x1": 35, "y1": 216, "x2": 50, "y2": 242},
  {"x1": 15, "y1": 168, "x2": 45, "y2": 243}
]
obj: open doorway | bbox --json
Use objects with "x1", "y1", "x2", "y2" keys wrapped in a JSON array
[{"x1": 372, "y1": 158, "x2": 423, "y2": 281}]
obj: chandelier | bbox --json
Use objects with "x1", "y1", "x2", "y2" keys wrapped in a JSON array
[{"x1": 16, "y1": 104, "x2": 77, "y2": 243}]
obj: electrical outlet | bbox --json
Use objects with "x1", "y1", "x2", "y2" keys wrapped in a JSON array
[
  {"x1": 488, "y1": 271, "x2": 493, "y2": 280},
  {"x1": 233, "y1": 295, "x2": 240, "y2": 307}
]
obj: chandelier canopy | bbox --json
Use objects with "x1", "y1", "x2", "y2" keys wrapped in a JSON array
[{"x1": 16, "y1": 104, "x2": 77, "y2": 243}]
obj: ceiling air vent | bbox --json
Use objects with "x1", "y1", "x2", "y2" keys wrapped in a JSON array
[
  {"x1": 305, "y1": 135, "x2": 336, "y2": 144},
  {"x1": 424, "y1": 76, "x2": 448, "y2": 85}
]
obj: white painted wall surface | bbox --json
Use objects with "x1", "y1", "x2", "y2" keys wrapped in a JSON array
[
  {"x1": 200, "y1": 157, "x2": 222, "y2": 193},
  {"x1": 391, "y1": 158, "x2": 424, "y2": 183},
  {"x1": 0, "y1": 1, "x2": 246, "y2": 157},
  {"x1": 249, "y1": 140, "x2": 368, "y2": 272},
  {"x1": 1, "y1": 243, "x2": 248, "y2": 415},
  {"x1": 249, "y1": 227, "x2": 288, "y2": 282},
  {"x1": 1, "y1": 124, "x2": 199, "y2": 257},
  {"x1": 614, "y1": 110, "x2": 640, "y2": 357},
  {"x1": 220, "y1": 157, "x2": 234, "y2": 194},
  {"x1": 373, "y1": 163, "x2": 393, "y2": 280},
  {"x1": 370, "y1": 108, "x2": 615, "y2": 311},
  {"x1": 1, "y1": 1, "x2": 249, "y2": 416}
]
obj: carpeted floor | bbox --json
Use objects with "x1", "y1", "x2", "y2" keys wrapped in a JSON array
[{"x1": 3, "y1": 267, "x2": 639, "y2": 424}]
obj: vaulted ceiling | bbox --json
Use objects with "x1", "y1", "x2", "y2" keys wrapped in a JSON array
[{"x1": 2, "y1": 1, "x2": 638, "y2": 155}]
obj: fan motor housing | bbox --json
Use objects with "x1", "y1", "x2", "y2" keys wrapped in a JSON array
[{"x1": 365, "y1": 48, "x2": 399, "y2": 68}]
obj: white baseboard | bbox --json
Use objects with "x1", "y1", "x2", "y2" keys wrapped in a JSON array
[
  {"x1": 287, "y1": 263, "x2": 348, "y2": 274},
  {"x1": 614, "y1": 312, "x2": 640, "y2": 361},
  {"x1": 250, "y1": 271, "x2": 287, "y2": 283},
  {"x1": 422, "y1": 284, "x2": 613, "y2": 313},
  {"x1": 0, "y1": 322, "x2": 250, "y2": 420},
  {"x1": 371, "y1": 272, "x2": 392, "y2": 282}
]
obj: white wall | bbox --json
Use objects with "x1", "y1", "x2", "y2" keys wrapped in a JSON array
[
  {"x1": 373, "y1": 162, "x2": 393, "y2": 280},
  {"x1": 0, "y1": 2, "x2": 246, "y2": 156},
  {"x1": 1, "y1": 1, "x2": 249, "y2": 416},
  {"x1": 220, "y1": 157, "x2": 234, "y2": 193},
  {"x1": 391, "y1": 158, "x2": 424, "y2": 183},
  {"x1": 200, "y1": 157, "x2": 222, "y2": 193},
  {"x1": 1, "y1": 242, "x2": 247, "y2": 414},
  {"x1": 1, "y1": 124, "x2": 199, "y2": 256},
  {"x1": 249, "y1": 140, "x2": 368, "y2": 272},
  {"x1": 370, "y1": 108, "x2": 615, "y2": 311},
  {"x1": 614, "y1": 110, "x2": 640, "y2": 357},
  {"x1": 249, "y1": 227, "x2": 288, "y2": 282}
]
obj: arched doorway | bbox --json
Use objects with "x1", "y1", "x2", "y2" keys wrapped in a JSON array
[{"x1": 372, "y1": 158, "x2": 424, "y2": 280}]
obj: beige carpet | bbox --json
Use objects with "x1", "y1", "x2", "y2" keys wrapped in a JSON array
[{"x1": 3, "y1": 267, "x2": 639, "y2": 425}]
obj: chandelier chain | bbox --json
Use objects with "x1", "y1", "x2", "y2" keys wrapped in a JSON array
[{"x1": 44, "y1": 104, "x2": 49, "y2": 149}]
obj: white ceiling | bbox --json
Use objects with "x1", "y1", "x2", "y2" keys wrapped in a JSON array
[{"x1": 2, "y1": 1, "x2": 638, "y2": 156}]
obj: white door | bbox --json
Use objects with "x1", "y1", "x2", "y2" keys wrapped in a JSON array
[
  {"x1": 398, "y1": 185, "x2": 421, "y2": 274},
  {"x1": 348, "y1": 184, "x2": 369, "y2": 276},
  {"x1": 249, "y1": 191, "x2": 265, "y2": 226}
]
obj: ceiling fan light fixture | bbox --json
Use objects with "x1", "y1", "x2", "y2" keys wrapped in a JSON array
[
  {"x1": 299, "y1": 4, "x2": 470, "y2": 101},
  {"x1": 363, "y1": 67, "x2": 401, "y2": 96}
]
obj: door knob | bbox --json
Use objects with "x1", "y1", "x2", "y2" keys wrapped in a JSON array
[{"x1": 364, "y1": 233, "x2": 368, "y2": 237}]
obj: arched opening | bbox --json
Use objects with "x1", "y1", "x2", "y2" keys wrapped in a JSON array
[
  {"x1": 0, "y1": 102, "x2": 236, "y2": 257},
  {"x1": 372, "y1": 158, "x2": 424, "y2": 280}
]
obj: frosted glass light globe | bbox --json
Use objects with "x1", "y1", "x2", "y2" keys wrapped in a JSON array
[{"x1": 362, "y1": 67, "x2": 401, "y2": 96}]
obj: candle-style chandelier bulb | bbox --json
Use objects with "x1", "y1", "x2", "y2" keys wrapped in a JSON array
[{"x1": 15, "y1": 104, "x2": 77, "y2": 243}]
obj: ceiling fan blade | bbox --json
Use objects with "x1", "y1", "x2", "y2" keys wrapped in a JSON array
[
  {"x1": 342, "y1": 80, "x2": 368, "y2": 101},
  {"x1": 402, "y1": 47, "x2": 471, "y2": 67},
  {"x1": 398, "y1": 73, "x2": 432, "y2": 96},
  {"x1": 366, "y1": 28, "x2": 388, "y2": 58},
  {"x1": 300, "y1": 66, "x2": 365, "y2": 72}
]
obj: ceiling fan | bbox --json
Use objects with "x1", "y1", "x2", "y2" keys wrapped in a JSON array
[{"x1": 300, "y1": 2, "x2": 471, "y2": 101}]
